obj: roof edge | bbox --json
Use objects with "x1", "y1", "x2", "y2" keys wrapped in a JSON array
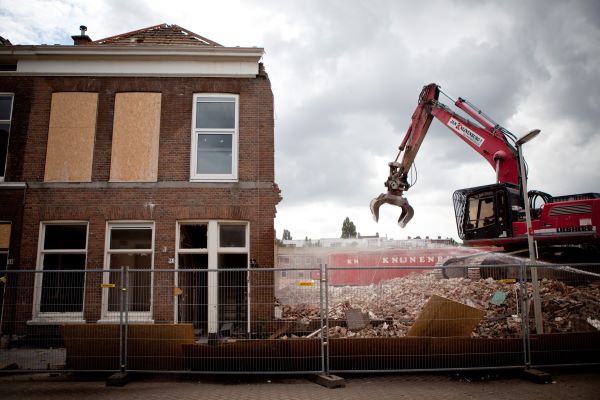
[
  {"x1": 92, "y1": 23, "x2": 223, "y2": 47},
  {"x1": 0, "y1": 44, "x2": 264, "y2": 57}
]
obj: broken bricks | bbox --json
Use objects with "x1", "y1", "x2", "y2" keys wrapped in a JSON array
[{"x1": 276, "y1": 272, "x2": 600, "y2": 339}]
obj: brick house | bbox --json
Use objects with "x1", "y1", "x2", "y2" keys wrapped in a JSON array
[{"x1": 0, "y1": 24, "x2": 280, "y2": 338}]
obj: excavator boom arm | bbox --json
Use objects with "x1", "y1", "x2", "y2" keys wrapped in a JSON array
[{"x1": 371, "y1": 83, "x2": 520, "y2": 227}]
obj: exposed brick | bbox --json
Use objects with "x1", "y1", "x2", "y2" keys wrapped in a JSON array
[{"x1": 0, "y1": 71, "x2": 280, "y2": 334}]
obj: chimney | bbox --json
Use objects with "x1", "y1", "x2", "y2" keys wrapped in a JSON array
[{"x1": 71, "y1": 25, "x2": 92, "y2": 45}]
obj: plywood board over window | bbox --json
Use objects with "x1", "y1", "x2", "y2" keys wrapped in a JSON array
[
  {"x1": 110, "y1": 93, "x2": 161, "y2": 182},
  {"x1": 44, "y1": 92, "x2": 98, "y2": 182},
  {"x1": 0, "y1": 222, "x2": 11, "y2": 249}
]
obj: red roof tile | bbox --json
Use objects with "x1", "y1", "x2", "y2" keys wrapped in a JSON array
[{"x1": 92, "y1": 23, "x2": 221, "y2": 47}]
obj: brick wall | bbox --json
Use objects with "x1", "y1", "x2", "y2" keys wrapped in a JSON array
[
  {"x1": 17, "y1": 75, "x2": 275, "y2": 183},
  {"x1": 1, "y1": 72, "x2": 280, "y2": 334},
  {"x1": 1, "y1": 76, "x2": 33, "y2": 181}
]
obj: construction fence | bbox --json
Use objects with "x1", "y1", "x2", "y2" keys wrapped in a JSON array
[{"x1": 0, "y1": 263, "x2": 599, "y2": 374}]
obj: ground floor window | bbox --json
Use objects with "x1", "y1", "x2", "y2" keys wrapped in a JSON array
[
  {"x1": 32, "y1": 222, "x2": 87, "y2": 322},
  {"x1": 102, "y1": 223, "x2": 154, "y2": 322},
  {"x1": 176, "y1": 221, "x2": 248, "y2": 336}
]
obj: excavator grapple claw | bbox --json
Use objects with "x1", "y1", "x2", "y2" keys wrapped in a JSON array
[{"x1": 370, "y1": 192, "x2": 415, "y2": 228}]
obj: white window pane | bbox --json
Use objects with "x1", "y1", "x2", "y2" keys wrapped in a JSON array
[
  {"x1": 40, "y1": 253, "x2": 85, "y2": 313},
  {"x1": 195, "y1": 100, "x2": 235, "y2": 129},
  {"x1": 196, "y1": 134, "x2": 232, "y2": 175},
  {"x1": 180, "y1": 224, "x2": 208, "y2": 249},
  {"x1": 110, "y1": 228, "x2": 152, "y2": 250},
  {"x1": 0, "y1": 96, "x2": 12, "y2": 120},
  {"x1": 108, "y1": 253, "x2": 152, "y2": 312},
  {"x1": 0, "y1": 123, "x2": 9, "y2": 177},
  {"x1": 44, "y1": 225, "x2": 87, "y2": 250},
  {"x1": 220, "y1": 225, "x2": 246, "y2": 248}
]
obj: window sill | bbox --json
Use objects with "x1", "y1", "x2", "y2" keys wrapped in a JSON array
[
  {"x1": 27, "y1": 318, "x2": 86, "y2": 325},
  {"x1": 190, "y1": 178, "x2": 239, "y2": 183},
  {"x1": 97, "y1": 319, "x2": 155, "y2": 324},
  {"x1": 0, "y1": 181, "x2": 27, "y2": 189}
]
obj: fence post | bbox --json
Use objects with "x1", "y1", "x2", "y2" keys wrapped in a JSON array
[
  {"x1": 324, "y1": 263, "x2": 330, "y2": 375},
  {"x1": 319, "y1": 263, "x2": 326, "y2": 374},
  {"x1": 519, "y1": 263, "x2": 531, "y2": 368},
  {"x1": 118, "y1": 266, "x2": 129, "y2": 373}
]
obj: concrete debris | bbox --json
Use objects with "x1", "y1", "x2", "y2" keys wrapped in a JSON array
[
  {"x1": 345, "y1": 308, "x2": 369, "y2": 330},
  {"x1": 276, "y1": 272, "x2": 600, "y2": 338},
  {"x1": 587, "y1": 317, "x2": 600, "y2": 330}
]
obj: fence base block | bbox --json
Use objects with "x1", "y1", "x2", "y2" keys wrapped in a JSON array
[
  {"x1": 1, "y1": 363, "x2": 19, "y2": 370},
  {"x1": 106, "y1": 372, "x2": 131, "y2": 387},
  {"x1": 311, "y1": 374, "x2": 345, "y2": 389},
  {"x1": 521, "y1": 369, "x2": 553, "y2": 384}
]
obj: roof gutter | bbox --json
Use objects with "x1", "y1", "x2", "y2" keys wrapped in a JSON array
[
  {"x1": 0, "y1": 44, "x2": 265, "y2": 77},
  {"x1": 0, "y1": 44, "x2": 264, "y2": 59}
]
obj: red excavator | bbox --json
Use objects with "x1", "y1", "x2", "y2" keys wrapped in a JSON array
[{"x1": 371, "y1": 83, "x2": 600, "y2": 263}]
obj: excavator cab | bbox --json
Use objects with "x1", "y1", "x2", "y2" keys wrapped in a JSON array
[{"x1": 453, "y1": 183, "x2": 522, "y2": 242}]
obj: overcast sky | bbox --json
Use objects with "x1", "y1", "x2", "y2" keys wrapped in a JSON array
[{"x1": 2, "y1": 0, "x2": 599, "y2": 241}]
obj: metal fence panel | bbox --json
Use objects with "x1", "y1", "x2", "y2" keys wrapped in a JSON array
[
  {"x1": 0, "y1": 269, "x2": 120, "y2": 372},
  {"x1": 524, "y1": 263, "x2": 600, "y2": 367},
  {"x1": 1, "y1": 263, "x2": 599, "y2": 374}
]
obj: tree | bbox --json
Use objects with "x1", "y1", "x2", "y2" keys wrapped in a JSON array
[
  {"x1": 341, "y1": 217, "x2": 357, "y2": 239},
  {"x1": 282, "y1": 229, "x2": 292, "y2": 241}
]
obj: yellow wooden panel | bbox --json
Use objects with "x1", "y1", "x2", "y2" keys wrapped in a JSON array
[
  {"x1": 44, "y1": 93, "x2": 98, "y2": 182},
  {"x1": 110, "y1": 93, "x2": 161, "y2": 182},
  {"x1": 0, "y1": 223, "x2": 11, "y2": 249}
]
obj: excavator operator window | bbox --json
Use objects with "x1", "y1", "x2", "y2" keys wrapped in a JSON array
[
  {"x1": 466, "y1": 192, "x2": 495, "y2": 230},
  {"x1": 496, "y1": 191, "x2": 506, "y2": 223}
]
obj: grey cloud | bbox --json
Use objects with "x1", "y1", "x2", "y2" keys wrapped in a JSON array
[
  {"x1": 4, "y1": 0, "x2": 598, "y2": 239},
  {"x1": 270, "y1": 0, "x2": 600, "y2": 238}
]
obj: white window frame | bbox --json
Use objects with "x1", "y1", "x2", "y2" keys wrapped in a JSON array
[
  {"x1": 190, "y1": 93, "x2": 239, "y2": 182},
  {"x1": 0, "y1": 93, "x2": 14, "y2": 182},
  {"x1": 175, "y1": 220, "x2": 249, "y2": 334},
  {"x1": 101, "y1": 221, "x2": 154, "y2": 323},
  {"x1": 30, "y1": 221, "x2": 88, "y2": 324}
]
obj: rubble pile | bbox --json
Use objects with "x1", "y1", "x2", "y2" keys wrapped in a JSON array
[
  {"x1": 538, "y1": 279, "x2": 600, "y2": 333},
  {"x1": 276, "y1": 272, "x2": 600, "y2": 338}
]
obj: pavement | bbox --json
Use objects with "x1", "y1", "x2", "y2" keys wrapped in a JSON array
[{"x1": 0, "y1": 368, "x2": 599, "y2": 400}]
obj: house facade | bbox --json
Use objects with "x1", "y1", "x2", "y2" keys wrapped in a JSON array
[{"x1": 0, "y1": 24, "x2": 280, "y2": 338}]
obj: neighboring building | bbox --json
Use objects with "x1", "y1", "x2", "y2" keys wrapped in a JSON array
[
  {"x1": 0, "y1": 24, "x2": 280, "y2": 338},
  {"x1": 280, "y1": 235, "x2": 457, "y2": 248},
  {"x1": 275, "y1": 237, "x2": 465, "y2": 288}
]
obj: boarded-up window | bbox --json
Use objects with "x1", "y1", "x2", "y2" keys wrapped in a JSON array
[
  {"x1": 0, "y1": 222, "x2": 10, "y2": 250},
  {"x1": 110, "y1": 93, "x2": 161, "y2": 182},
  {"x1": 44, "y1": 92, "x2": 98, "y2": 182}
]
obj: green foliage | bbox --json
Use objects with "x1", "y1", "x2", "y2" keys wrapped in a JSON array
[
  {"x1": 282, "y1": 229, "x2": 292, "y2": 241},
  {"x1": 341, "y1": 217, "x2": 357, "y2": 239}
]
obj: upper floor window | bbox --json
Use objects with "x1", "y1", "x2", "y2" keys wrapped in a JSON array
[
  {"x1": 45, "y1": 92, "x2": 98, "y2": 182},
  {"x1": 191, "y1": 94, "x2": 239, "y2": 181},
  {"x1": 109, "y1": 93, "x2": 161, "y2": 182},
  {"x1": 0, "y1": 93, "x2": 14, "y2": 181}
]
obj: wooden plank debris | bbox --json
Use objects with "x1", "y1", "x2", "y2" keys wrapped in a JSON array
[{"x1": 406, "y1": 295, "x2": 485, "y2": 337}]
